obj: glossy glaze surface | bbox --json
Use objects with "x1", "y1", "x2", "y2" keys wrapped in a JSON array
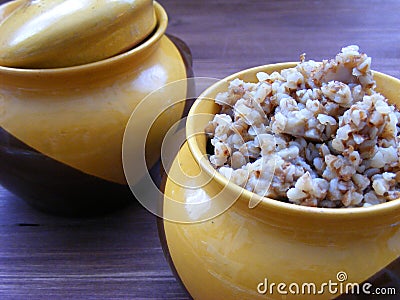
[
  {"x1": 0, "y1": 2, "x2": 186, "y2": 185},
  {"x1": 0, "y1": 0, "x2": 156, "y2": 68},
  {"x1": 0, "y1": 1, "x2": 190, "y2": 215},
  {"x1": 163, "y1": 65, "x2": 400, "y2": 299},
  {"x1": 0, "y1": 34, "x2": 192, "y2": 216},
  {"x1": 0, "y1": 127, "x2": 133, "y2": 216}
]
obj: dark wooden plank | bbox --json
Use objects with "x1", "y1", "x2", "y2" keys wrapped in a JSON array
[
  {"x1": 1, "y1": 0, "x2": 400, "y2": 299},
  {"x1": 0, "y1": 186, "x2": 189, "y2": 299},
  {"x1": 159, "y1": 0, "x2": 400, "y2": 79}
]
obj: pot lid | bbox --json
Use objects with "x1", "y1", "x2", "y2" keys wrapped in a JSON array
[{"x1": 0, "y1": 0, "x2": 156, "y2": 68}]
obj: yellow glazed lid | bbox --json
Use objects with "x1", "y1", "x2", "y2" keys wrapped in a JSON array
[{"x1": 0, "y1": 0, "x2": 156, "y2": 68}]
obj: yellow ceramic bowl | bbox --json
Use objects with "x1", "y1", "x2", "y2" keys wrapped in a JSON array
[
  {"x1": 162, "y1": 63, "x2": 400, "y2": 299},
  {"x1": 0, "y1": 1, "x2": 191, "y2": 215}
]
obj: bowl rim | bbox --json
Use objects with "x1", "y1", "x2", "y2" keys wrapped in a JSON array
[
  {"x1": 0, "y1": 1, "x2": 167, "y2": 74},
  {"x1": 186, "y1": 62, "x2": 400, "y2": 220}
]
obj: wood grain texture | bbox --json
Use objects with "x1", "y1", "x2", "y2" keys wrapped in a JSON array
[
  {"x1": 1, "y1": 0, "x2": 400, "y2": 299},
  {"x1": 0, "y1": 185, "x2": 189, "y2": 299},
  {"x1": 159, "y1": 0, "x2": 400, "y2": 80}
]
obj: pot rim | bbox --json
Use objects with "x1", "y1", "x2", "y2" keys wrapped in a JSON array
[
  {"x1": 0, "y1": 1, "x2": 166, "y2": 75},
  {"x1": 186, "y1": 62, "x2": 400, "y2": 220}
]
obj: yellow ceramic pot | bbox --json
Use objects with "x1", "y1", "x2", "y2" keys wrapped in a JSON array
[
  {"x1": 161, "y1": 63, "x2": 400, "y2": 299},
  {"x1": 0, "y1": 1, "x2": 191, "y2": 215}
]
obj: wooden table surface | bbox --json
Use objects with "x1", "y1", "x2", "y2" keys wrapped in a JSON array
[{"x1": 1, "y1": 0, "x2": 400, "y2": 299}]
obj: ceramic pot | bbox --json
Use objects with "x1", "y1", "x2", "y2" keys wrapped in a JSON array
[
  {"x1": 0, "y1": 0, "x2": 192, "y2": 215},
  {"x1": 160, "y1": 63, "x2": 400, "y2": 299}
]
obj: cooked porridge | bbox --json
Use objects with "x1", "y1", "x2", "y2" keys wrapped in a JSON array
[{"x1": 205, "y1": 46, "x2": 400, "y2": 207}]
